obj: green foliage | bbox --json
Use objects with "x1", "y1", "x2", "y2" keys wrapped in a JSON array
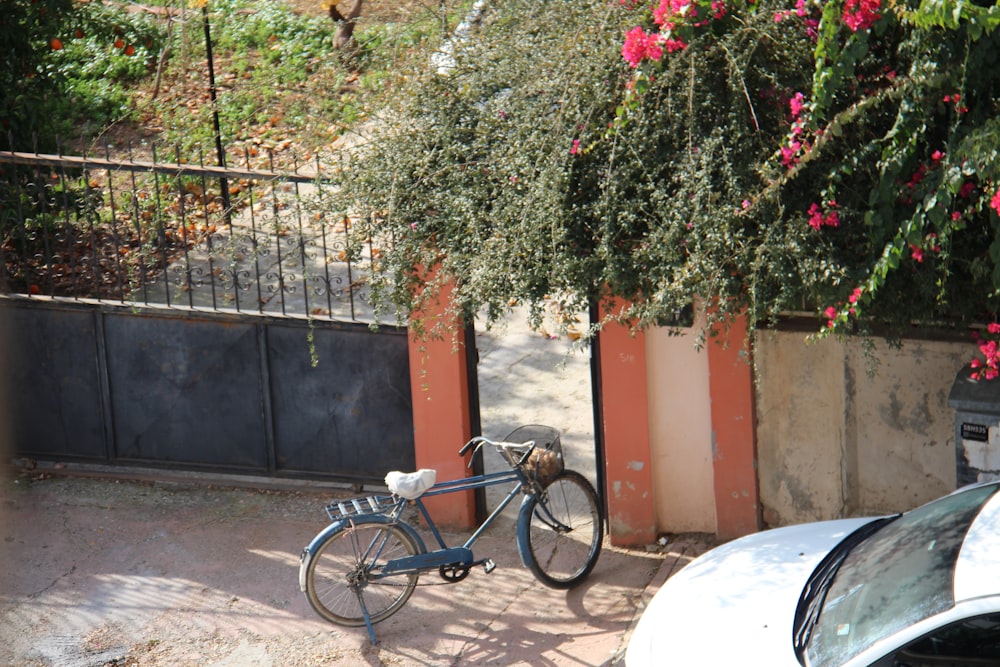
[
  {"x1": 1, "y1": 0, "x2": 164, "y2": 149},
  {"x1": 1, "y1": 0, "x2": 77, "y2": 148},
  {"x1": 329, "y1": 0, "x2": 632, "y2": 331},
  {"x1": 210, "y1": 0, "x2": 330, "y2": 66},
  {"x1": 327, "y1": 0, "x2": 1000, "y2": 342}
]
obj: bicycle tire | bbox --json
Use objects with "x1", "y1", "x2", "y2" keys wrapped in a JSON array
[
  {"x1": 304, "y1": 520, "x2": 421, "y2": 626},
  {"x1": 518, "y1": 469, "x2": 603, "y2": 589}
]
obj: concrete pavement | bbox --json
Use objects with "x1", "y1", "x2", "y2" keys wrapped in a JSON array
[{"x1": 0, "y1": 472, "x2": 714, "y2": 666}]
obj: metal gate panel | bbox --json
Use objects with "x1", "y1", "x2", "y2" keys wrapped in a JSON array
[
  {"x1": 104, "y1": 312, "x2": 269, "y2": 470},
  {"x1": 1, "y1": 303, "x2": 106, "y2": 460},
  {"x1": 267, "y1": 323, "x2": 414, "y2": 477},
  {"x1": 1, "y1": 297, "x2": 415, "y2": 481}
]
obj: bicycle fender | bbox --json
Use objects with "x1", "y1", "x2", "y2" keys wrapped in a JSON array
[
  {"x1": 297, "y1": 515, "x2": 427, "y2": 592},
  {"x1": 514, "y1": 495, "x2": 536, "y2": 569}
]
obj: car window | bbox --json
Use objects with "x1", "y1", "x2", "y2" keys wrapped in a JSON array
[
  {"x1": 805, "y1": 485, "x2": 999, "y2": 666},
  {"x1": 889, "y1": 613, "x2": 1000, "y2": 666}
]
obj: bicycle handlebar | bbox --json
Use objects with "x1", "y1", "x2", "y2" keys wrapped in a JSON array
[{"x1": 458, "y1": 436, "x2": 536, "y2": 467}]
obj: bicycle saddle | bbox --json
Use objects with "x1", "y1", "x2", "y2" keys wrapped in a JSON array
[{"x1": 385, "y1": 469, "x2": 437, "y2": 499}]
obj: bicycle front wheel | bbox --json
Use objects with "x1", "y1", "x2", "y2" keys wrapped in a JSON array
[
  {"x1": 304, "y1": 521, "x2": 420, "y2": 626},
  {"x1": 519, "y1": 469, "x2": 603, "y2": 589}
]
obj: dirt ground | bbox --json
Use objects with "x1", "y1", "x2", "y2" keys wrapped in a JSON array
[{"x1": 0, "y1": 471, "x2": 713, "y2": 667}]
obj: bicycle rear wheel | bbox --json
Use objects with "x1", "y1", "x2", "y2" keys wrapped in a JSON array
[
  {"x1": 519, "y1": 469, "x2": 603, "y2": 588},
  {"x1": 304, "y1": 521, "x2": 420, "y2": 626}
]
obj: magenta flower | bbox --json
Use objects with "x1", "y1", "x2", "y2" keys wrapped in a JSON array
[
  {"x1": 653, "y1": 0, "x2": 694, "y2": 26},
  {"x1": 807, "y1": 201, "x2": 839, "y2": 230},
  {"x1": 808, "y1": 203, "x2": 824, "y2": 230},
  {"x1": 990, "y1": 188, "x2": 1000, "y2": 216},
  {"x1": 570, "y1": 139, "x2": 581, "y2": 155},
  {"x1": 789, "y1": 92, "x2": 805, "y2": 118},
  {"x1": 842, "y1": 0, "x2": 881, "y2": 32},
  {"x1": 622, "y1": 27, "x2": 663, "y2": 67},
  {"x1": 781, "y1": 140, "x2": 802, "y2": 168}
]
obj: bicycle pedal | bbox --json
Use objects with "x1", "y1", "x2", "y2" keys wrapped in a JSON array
[{"x1": 483, "y1": 559, "x2": 496, "y2": 574}]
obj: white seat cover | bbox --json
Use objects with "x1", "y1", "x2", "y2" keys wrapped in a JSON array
[{"x1": 385, "y1": 469, "x2": 437, "y2": 499}]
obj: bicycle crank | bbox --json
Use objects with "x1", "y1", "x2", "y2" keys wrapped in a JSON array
[{"x1": 438, "y1": 563, "x2": 470, "y2": 582}]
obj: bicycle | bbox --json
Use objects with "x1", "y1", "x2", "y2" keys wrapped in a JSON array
[{"x1": 298, "y1": 425, "x2": 604, "y2": 644}]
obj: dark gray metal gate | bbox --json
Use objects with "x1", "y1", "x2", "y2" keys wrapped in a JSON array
[
  {"x1": 1, "y1": 296, "x2": 414, "y2": 481},
  {"x1": 1, "y1": 145, "x2": 416, "y2": 481}
]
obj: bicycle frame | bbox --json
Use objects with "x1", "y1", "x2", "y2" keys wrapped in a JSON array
[{"x1": 376, "y1": 466, "x2": 532, "y2": 577}]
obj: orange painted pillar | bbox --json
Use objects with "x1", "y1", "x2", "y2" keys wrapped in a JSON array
[
  {"x1": 407, "y1": 279, "x2": 476, "y2": 529},
  {"x1": 706, "y1": 312, "x2": 760, "y2": 539},
  {"x1": 597, "y1": 298, "x2": 657, "y2": 546}
]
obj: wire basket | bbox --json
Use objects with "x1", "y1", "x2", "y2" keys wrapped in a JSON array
[{"x1": 504, "y1": 425, "x2": 564, "y2": 485}]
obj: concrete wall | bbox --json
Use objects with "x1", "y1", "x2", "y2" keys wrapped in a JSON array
[
  {"x1": 754, "y1": 330, "x2": 966, "y2": 526},
  {"x1": 646, "y1": 325, "x2": 716, "y2": 533}
]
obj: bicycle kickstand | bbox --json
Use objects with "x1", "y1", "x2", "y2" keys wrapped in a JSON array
[{"x1": 354, "y1": 589, "x2": 379, "y2": 645}]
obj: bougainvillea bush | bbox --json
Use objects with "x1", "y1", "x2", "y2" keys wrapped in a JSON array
[{"x1": 333, "y1": 0, "x2": 1000, "y2": 343}]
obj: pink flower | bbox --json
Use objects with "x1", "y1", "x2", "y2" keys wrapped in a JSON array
[
  {"x1": 781, "y1": 141, "x2": 802, "y2": 168},
  {"x1": 570, "y1": 139, "x2": 581, "y2": 155},
  {"x1": 622, "y1": 27, "x2": 663, "y2": 67},
  {"x1": 848, "y1": 287, "x2": 862, "y2": 304},
  {"x1": 662, "y1": 36, "x2": 687, "y2": 52},
  {"x1": 808, "y1": 203, "x2": 824, "y2": 230},
  {"x1": 959, "y1": 181, "x2": 976, "y2": 198},
  {"x1": 988, "y1": 322, "x2": 1000, "y2": 335},
  {"x1": 789, "y1": 92, "x2": 805, "y2": 118},
  {"x1": 842, "y1": 0, "x2": 881, "y2": 32},
  {"x1": 653, "y1": 0, "x2": 694, "y2": 26},
  {"x1": 931, "y1": 149, "x2": 944, "y2": 163},
  {"x1": 909, "y1": 244, "x2": 924, "y2": 263},
  {"x1": 807, "y1": 202, "x2": 839, "y2": 230},
  {"x1": 824, "y1": 306, "x2": 838, "y2": 319},
  {"x1": 990, "y1": 188, "x2": 1000, "y2": 216}
]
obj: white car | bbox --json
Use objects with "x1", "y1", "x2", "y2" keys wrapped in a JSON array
[{"x1": 625, "y1": 481, "x2": 1000, "y2": 667}]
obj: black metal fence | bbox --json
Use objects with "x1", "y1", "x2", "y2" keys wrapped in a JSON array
[{"x1": 0, "y1": 145, "x2": 391, "y2": 324}]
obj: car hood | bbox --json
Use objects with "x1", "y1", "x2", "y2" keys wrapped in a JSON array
[{"x1": 625, "y1": 517, "x2": 879, "y2": 667}]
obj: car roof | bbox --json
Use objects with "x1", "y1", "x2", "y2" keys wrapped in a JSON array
[{"x1": 955, "y1": 481, "x2": 1000, "y2": 602}]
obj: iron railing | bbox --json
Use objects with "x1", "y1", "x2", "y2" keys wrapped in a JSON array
[{"x1": 0, "y1": 145, "x2": 391, "y2": 323}]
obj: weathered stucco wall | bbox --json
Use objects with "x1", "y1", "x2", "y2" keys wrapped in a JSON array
[
  {"x1": 645, "y1": 325, "x2": 716, "y2": 533},
  {"x1": 755, "y1": 330, "x2": 966, "y2": 526}
]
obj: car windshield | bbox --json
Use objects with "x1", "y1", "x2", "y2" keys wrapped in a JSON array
[{"x1": 804, "y1": 484, "x2": 999, "y2": 666}]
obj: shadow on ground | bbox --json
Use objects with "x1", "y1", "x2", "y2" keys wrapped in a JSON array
[{"x1": 0, "y1": 474, "x2": 713, "y2": 667}]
